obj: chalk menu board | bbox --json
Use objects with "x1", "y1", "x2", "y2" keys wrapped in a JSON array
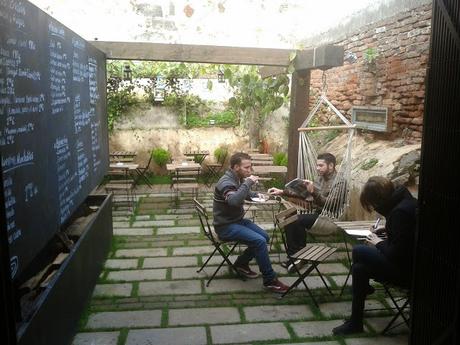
[{"x1": 0, "y1": 0, "x2": 109, "y2": 279}]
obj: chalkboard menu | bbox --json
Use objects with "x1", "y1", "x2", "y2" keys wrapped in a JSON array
[{"x1": 0, "y1": 0, "x2": 109, "y2": 279}]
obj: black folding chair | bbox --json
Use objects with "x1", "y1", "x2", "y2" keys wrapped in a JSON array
[
  {"x1": 193, "y1": 198, "x2": 245, "y2": 286},
  {"x1": 275, "y1": 207, "x2": 336, "y2": 307},
  {"x1": 381, "y1": 282, "x2": 410, "y2": 334},
  {"x1": 134, "y1": 153, "x2": 153, "y2": 187}
]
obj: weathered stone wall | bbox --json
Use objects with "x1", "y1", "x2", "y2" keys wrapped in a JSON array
[
  {"x1": 110, "y1": 103, "x2": 290, "y2": 171},
  {"x1": 309, "y1": 3, "x2": 431, "y2": 141}
]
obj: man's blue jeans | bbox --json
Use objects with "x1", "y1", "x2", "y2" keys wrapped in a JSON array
[{"x1": 216, "y1": 218, "x2": 276, "y2": 284}]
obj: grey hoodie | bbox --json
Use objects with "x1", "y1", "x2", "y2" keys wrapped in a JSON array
[{"x1": 213, "y1": 169, "x2": 257, "y2": 228}]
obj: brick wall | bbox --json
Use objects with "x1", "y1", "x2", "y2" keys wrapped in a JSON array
[{"x1": 309, "y1": 3, "x2": 431, "y2": 140}]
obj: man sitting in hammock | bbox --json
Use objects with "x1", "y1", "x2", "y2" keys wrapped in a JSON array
[{"x1": 268, "y1": 152, "x2": 347, "y2": 272}]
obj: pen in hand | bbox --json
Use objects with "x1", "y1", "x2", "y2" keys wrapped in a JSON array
[{"x1": 372, "y1": 217, "x2": 381, "y2": 231}]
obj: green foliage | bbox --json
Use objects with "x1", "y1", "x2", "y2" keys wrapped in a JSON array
[
  {"x1": 363, "y1": 47, "x2": 378, "y2": 65},
  {"x1": 226, "y1": 66, "x2": 290, "y2": 128},
  {"x1": 163, "y1": 93, "x2": 208, "y2": 126},
  {"x1": 151, "y1": 148, "x2": 171, "y2": 167},
  {"x1": 361, "y1": 158, "x2": 379, "y2": 170},
  {"x1": 273, "y1": 152, "x2": 288, "y2": 166},
  {"x1": 106, "y1": 77, "x2": 140, "y2": 131},
  {"x1": 214, "y1": 146, "x2": 229, "y2": 164},
  {"x1": 267, "y1": 174, "x2": 286, "y2": 190},
  {"x1": 324, "y1": 129, "x2": 340, "y2": 143}
]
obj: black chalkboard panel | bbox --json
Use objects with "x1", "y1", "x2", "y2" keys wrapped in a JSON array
[{"x1": 0, "y1": 0, "x2": 108, "y2": 279}]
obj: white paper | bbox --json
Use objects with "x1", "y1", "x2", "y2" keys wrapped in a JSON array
[
  {"x1": 345, "y1": 229, "x2": 372, "y2": 237},
  {"x1": 250, "y1": 197, "x2": 266, "y2": 203}
]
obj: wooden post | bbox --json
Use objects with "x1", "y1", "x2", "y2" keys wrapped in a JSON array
[{"x1": 287, "y1": 70, "x2": 310, "y2": 180}]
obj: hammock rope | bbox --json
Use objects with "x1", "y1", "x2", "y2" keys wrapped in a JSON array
[{"x1": 296, "y1": 71, "x2": 355, "y2": 221}]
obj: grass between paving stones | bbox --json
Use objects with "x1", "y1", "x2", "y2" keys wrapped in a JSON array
[
  {"x1": 131, "y1": 281, "x2": 139, "y2": 297},
  {"x1": 117, "y1": 328, "x2": 129, "y2": 345},
  {"x1": 78, "y1": 193, "x2": 401, "y2": 344},
  {"x1": 137, "y1": 257, "x2": 144, "y2": 269},
  {"x1": 161, "y1": 308, "x2": 168, "y2": 327}
]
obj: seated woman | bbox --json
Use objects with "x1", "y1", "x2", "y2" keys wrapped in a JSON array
[{"x1": 332, "y1": 176, "x2": 417, "y2": 335}]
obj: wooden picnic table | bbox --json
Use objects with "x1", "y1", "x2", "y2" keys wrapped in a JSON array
[
  {"x1": 166, "y1": 161, "x2": 202, "y2": 172},
  {"x1": 110, "y1": 151, "x2": 137, "y2": 162},
  {"x1": 249, "y1": 153, "x2": 272, "y2": 160},
  {"x1": 183, "y1": 150, "x2": 210, "y2": 165},
  {"x1": 251, "y1": 159, "x2": 273, "y2": 166},
  {"x1": 252, "y1": 165, "x2": 287, "y2": 174}
]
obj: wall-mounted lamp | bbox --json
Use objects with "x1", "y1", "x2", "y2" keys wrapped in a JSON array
[
  {"x1": 123, "y1": 64, "x2": 132, "y2": 81},
  {"x1": 217, "y1": 67, "x2": 225, "y2": 83}
]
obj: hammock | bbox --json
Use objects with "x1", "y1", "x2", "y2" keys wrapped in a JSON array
[{"x1": 296, "y1": 72, "x2": 356, "y2": 234}]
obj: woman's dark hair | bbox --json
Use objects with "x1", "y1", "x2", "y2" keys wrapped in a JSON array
[
  {"x1": 360, "y1": 176, "x2": 395, "y2": 212},
  {"x1": 229, "y1": 152, "x2": 251, "y2": 168}
]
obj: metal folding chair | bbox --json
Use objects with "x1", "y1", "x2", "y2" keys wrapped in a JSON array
[
  {"x1": 193, "y1": 198, "x2": 245, "y2": 286},
  {"x1": 134, "y1": 153, "x2": 153, "y2": 187},
  {"x1": 275, "y1": 207, "x2": 336, "y2": 307},
  {"x1": 381, "y1": 282, "x2": 410, "y2": 334}
]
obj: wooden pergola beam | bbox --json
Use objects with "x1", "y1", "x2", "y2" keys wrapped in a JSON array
[
  {"x1": 91, "y1": 41, "x2": 292, "y2": 66},
  {"x1": 91, "y1": 41, "x2": 344, "y2": 70}
]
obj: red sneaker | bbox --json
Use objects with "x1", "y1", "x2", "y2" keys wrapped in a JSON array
[
  {"x1": 234, "y1": 264, "x2": 259, "y2": 279},
  {"x1": 264, "y1": 278, "x2": 290, "y2": 294}
]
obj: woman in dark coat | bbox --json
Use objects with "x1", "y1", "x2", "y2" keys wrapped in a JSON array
[{"x1": 333, "y1": 176, "x2": 417, "y2": 335}]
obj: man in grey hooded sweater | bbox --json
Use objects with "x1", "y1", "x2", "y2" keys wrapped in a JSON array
[{"x1": 213, "y1": 152, "x2": 288, "y2": 293}]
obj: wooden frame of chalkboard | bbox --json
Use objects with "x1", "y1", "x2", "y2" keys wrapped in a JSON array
[{"x1": 0, "y1": 0, "x2": 109, "y2": 282}]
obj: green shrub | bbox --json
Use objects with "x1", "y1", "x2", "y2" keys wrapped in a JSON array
[
  {"x1": 361, "y1": 158, "x2": 378, "y2": 170},
  {"x1": 214, "y1": 146, "x2": 229, "y2": 164},
  {"x1": 151, "y1": 148, "x2": 171, "y2": 167},
  {"x1": 273, "y1": 152, "x2": 288, "y2": 166}
]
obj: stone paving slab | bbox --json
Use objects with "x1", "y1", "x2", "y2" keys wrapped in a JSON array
[
  {"x1": 157, "y1": 226, "x2": 201, "y2": 235},
  {"x1": 346, "y1": 335, "x2": 408, "y2": 345},
  {"x1": 106, "y1": 269, "x2": 167, "y2": 282},
  {"x1": 365, "y1": 316, "x2": 409, "y2": 335},
  {"x1": 291, "y1": 320, "x2": 367, "y2": 338},
  {"x1": 272, "y1": 342, "x2": 340, "y2": 345},
  {"x1": 112, "y1": 211, "x2": 131, "y2": 216},
  {"x1": 316, "y1": 262, "x2": 349, "y2": 274},
  {"x1": 210, "y1": 322, "x2": 290, "y2": 344},
  {"x1": 138, "y1": 280, "x2": 202, "y2": 296},
  {"x1": 93, "y1": 283, "x2": 132, "y2": 297},
  {"x1": 112, "y1": 216, "x2": 129, "y2": 221},
  {"x1": 126, "y1": 327, "x2": 207, "y2": 345},
  {"x1": 176, "y1": 218, "x2": 201, "y2": 225},
  {"x1": 72, "y1": 331, "x2": 119, "y2": 345},
  {"x1": 104, "y1": 259, "x2": 138, "y2": 269},
  {"x1": 282, "y1": 275, "x2": 332, "y2": 290},
  {"x1": 114, "y1": 228, "x2": 153, "y2": 236},
  {"x1": 243, "y1": 304, "x2": 313, "y2": 322},
  {"x1": 330, "y1": 275, "x2": 352, "y2": 289},
  {"x1": 173, "y1": 245, "x2": 215, "y2": 255},
  {"x1": 169, "y1": 306, "x2": 240, "y2": 326},
  {"x1": 115, "y1": 248, "x2": 167, "y2": 258},
  {"x1": 205, "y1": 278, "x2": 265, "y2": 294},
  {"x1": 132, "y1": 220, "x2": 175, "y2": 227},
  {"x1": 134, "y1": 215, "x2": 151, "y2": 220},
  {"x1": 205, "y1": 254, "x2": 239, "y2": 266},
  {"x1": 113, "y1": 221, "x2": 130, "y2": 227},
  {"x1": 86, "y1": 310, "x2": 162, "y2": 329},
  {"x1": 172, "y1": 266, "x2": 230, "y2": 279},
  {"x1": 155, "y1": 214, "x2": 194, "y2": 220},
  {"x1": 320, "y1": 300, "x2": 386, "y2": 318},
  {"x1": 143, "y1": 256, "x2": 198, "y2": 268},
  {"x1": 167, "y1": 208, "x2": 195, "y2": 214}
]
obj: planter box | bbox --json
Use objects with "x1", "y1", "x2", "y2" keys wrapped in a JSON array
[{"x1": 16, "y1": 194, "x2": 113, "y2": 345}]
